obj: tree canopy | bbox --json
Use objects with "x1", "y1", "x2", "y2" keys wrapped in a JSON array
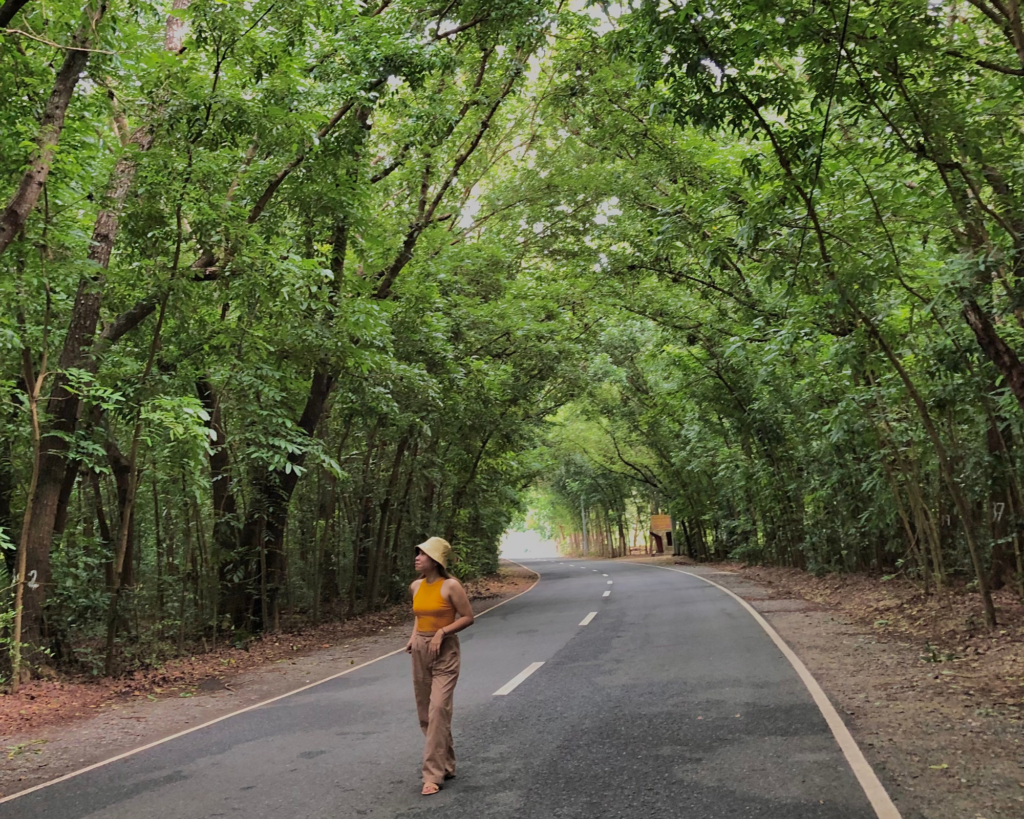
[{"x1": 3, "y1": 0, "x2": 1024, "y2": 684}]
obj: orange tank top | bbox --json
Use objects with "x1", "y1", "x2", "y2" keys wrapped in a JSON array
[{"x1": 413, "y1": 578, "x2": 456, "y2": 633}]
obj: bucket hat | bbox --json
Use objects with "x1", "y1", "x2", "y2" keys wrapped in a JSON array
[{"x1": 415, "y1": 537, "x2": 452, "y2": 570}]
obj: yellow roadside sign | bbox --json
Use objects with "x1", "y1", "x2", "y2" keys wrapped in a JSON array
[{"x1": 650, "y1": 514, "x2": 672, "y2": 532}]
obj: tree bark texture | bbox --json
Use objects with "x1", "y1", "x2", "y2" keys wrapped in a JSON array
[{"x1": 962, "y1": 297, "x2": 1024, "y2": 412}]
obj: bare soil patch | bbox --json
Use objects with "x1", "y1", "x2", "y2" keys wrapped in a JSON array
[
  {"x1": 0, "y1": 561, "x2": 536, "y2": 798},
  {"x1": 654, "y1": 560, "x2": 1024, "y2": 819}
]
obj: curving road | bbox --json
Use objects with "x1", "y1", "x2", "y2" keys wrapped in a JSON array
[{"x1": 1, "y1": 560, "x2": 891, "y2": 819}]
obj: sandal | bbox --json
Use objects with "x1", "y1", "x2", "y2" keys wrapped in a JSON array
[{"x1": 421, "y1": 782, "x2": 441, "y2": 796}]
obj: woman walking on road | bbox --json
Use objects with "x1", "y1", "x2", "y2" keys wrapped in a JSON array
[{"x1": 405, "y1": 537, "x2": 475, "y2": 795}]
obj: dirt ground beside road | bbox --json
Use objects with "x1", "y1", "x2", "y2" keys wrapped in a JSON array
[
  {"x1": 628, "y1": 556, "x2": 1024, "y2": 819},
  {"x1": 0, "y1": 561, "x2": 536, "y2": 799}
]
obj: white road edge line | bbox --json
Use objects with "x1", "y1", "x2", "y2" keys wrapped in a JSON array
[
  {"x1": 602, "y1": 590, "x2": 611, "y2": 597},
  {"x1": 629, "y1": 562, "x2": 902, "y2": 819},
  {"x1": 0, "y1": 559, "x2": 543, "y2": 805},
  {"x1": 579, "y1": 612, "x2": 598, "y2": 626},
  {"x1": 493, "y1": 662, "x2": 545, "y2": 696}
]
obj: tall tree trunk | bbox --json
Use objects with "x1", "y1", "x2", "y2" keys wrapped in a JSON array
[
  {"x1": 231, "y1": 367, "x2": 334, "y2": 630},
  {"x1": 15, "y1": 1, "x2": 189, "y2": 653},
  {"x1": 0, "y1": 2, "x2": 106, "y2": 256}
]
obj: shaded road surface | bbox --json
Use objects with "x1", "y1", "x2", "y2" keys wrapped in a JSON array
[{"x1": 3, "y1": 560, "x2": 886, "y2": 818}]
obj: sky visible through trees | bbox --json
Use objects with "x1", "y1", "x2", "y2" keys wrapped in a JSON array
[{"x1": 2, "y1": 0, "x2": 1024, "y2": 685}]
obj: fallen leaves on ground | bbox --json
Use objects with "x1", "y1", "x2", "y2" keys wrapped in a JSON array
[{"x1": 733, "y1": 564, "x2": 1024, "y2": 711}]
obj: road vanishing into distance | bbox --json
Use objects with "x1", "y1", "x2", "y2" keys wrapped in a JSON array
[{"x1": 2, "y1": 560, "x2": 894, "y2": 819}]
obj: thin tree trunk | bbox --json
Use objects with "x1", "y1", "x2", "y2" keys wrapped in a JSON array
[
  {"x1": 153, "y1": 471, "x2": 164, "y2": 624},
  {"x1": 858, "y1": 311, "x2": 997, "y2": 627},
  {"x1": 104, "y1": 294, "x2": 169, "y2": 675},
  {"x1": 197, "y1": 379, "x2": 241, "y2": 626},
  {"x1": 178, "y1": 471, "x2": 192, "y2": 652},
  {"x1": 0, "y1": 448, "x2": 15, "y2": 579},
  {"x1": 388, "y1": 441, "x2": 419, "y2": 585},
  {"x1": 1007, "y1": 488, "x2": 1024, "y2": 600},
  {"x1": 10, "y1": 343, "x2": 46, "y2": 691},
  {"x1": 880, "y1": 455, "x2": 930, "y2": 593},
  {"x1": 369, "y1": 435, "x2": 409, "y2": 609}
]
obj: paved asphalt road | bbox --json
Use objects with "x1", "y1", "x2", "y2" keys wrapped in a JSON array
[{"x1": 3, "y1": 560, "x2": 885, "y2": 819}]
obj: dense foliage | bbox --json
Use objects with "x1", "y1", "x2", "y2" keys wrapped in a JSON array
[
  {"x1": 4, "y1": 0, "x2": 1024, "y2": 684},
  {"x1": 527, "y1": 0, "x2": 1024, "y2": 631}
]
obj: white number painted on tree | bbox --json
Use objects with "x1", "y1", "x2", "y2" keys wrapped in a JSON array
[
  {"x1": 993, "y1": 502, "x2": 1006, "y2": 523},
  {"x1": 26, "y1": 569, "x2": 39, "y2": 589}
]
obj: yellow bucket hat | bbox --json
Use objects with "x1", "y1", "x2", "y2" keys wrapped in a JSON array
[{"x1": 416, "y1": 537, "x2": 452, "y2": 570}]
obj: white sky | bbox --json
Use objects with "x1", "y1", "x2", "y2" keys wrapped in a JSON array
[{"x1": 500, "y1": 529, "x2": 561, "y2": 559}]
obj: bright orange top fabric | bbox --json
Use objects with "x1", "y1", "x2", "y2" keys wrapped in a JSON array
[{"x1": 413, "y1": 578, "x2": 456, "y2": 633}]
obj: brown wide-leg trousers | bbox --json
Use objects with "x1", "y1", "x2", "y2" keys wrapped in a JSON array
[{"x1": 410, "y1": 632, "x2": 461, "y2": 785}]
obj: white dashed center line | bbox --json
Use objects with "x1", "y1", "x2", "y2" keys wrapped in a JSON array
[
  {"x1": 602, "y1": 590, "x2": 611, "y2": 598},
  {"x1": 493, "y1": 662, "x2": 545, "y2": 696},
  {"x1": 602, "y1": 574, "x2": 608, "y2": 577},
  {"x1": 579, "y1": 612, "x2": 598, "y2": 626},
  {"x1": 607, "y1": 580, "x2": 613, "y2": 585}
]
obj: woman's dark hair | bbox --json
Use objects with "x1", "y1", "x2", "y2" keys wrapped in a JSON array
[{"x1": 416, "y1": 547, "x2": 449, "y2": 578}]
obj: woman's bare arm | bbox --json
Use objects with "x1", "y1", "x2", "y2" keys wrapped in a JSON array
[
  {"x1": 427, "y1": 577, "x2": 474, "y2": 657},
  {"x1": 441, "y1": 578, "x2": 475, "y2": 635}
]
